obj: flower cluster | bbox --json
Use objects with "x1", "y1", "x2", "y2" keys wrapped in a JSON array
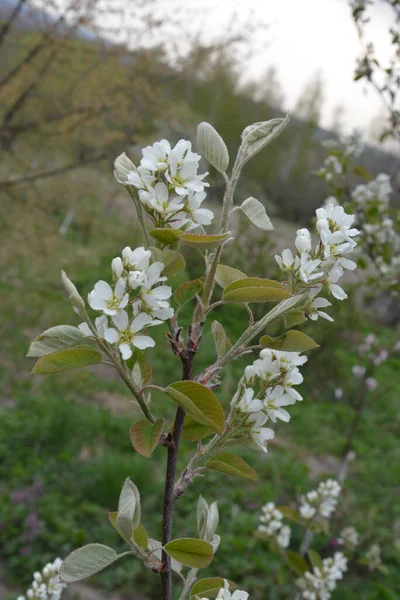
[
  {"x1": 80, "y1": 246, "x2": 173, "y2": 359},
  {"x1": 338, "y1": 526, "x2": 360, "y2": 553},
  {"x1": 299, "y1": 479, "x2": 341, "y2": 521},
  {"x1": 124, "y1": 139, "x2": 213, "y2": 230},
  {"x1": 231, "y1": 349, "x2": 308, "y2": 452},
  {"x1": 296, "y1": 552, "x2": 348, "y2": 600},
  {"x1": 257, "y1": 502, "x2": 291, "y2": 548},
  {"x1": 17, "y1": 558, "x2": 66, "y2": 600},
  {"x1": 316, "y1": 155, "x2": 343, "y2": 182},
  {"x1": 275, "y1": 203, "x2": 359, "y2": 323},
  {"x1": 364, "y1": 543, "x2": 383, "y2": 572}
]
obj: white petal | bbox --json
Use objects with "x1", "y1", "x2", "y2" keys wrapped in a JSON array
[
  {"x1": 114, "y1": 277, "x2": 127, "y2": 298},
  {"x1": 78, "y1": 323, "x2": 92, "y2": 337},
  {"x1": 133, "y1": 335, "x2": 155, "y2": 349},
  {"x1": 119, "y1": 343, "x2": 132, "y2": 360},
  {"x1": 104, "y1": 328, "x2": 119, "y2": 344},
  {"x1": 131, "y1": 312, "x2": 152, "y2": 333},
  {"x1": 112, "y1": 309, "x2": 129, "y2": 331},
  {"x1": 94, "y1": 280, "x2": 113, "y2": 300}
]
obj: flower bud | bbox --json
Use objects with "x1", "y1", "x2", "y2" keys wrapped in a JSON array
[
  {"x1": 197, "y1": 496, "x2": 219, "y2": 542},
  {"x1": 114, "y1": 152, "x2": 136, "y2": 185},
  {"x1": 197, "y1": 122, "x2": 229, "y2": 174},
  {"x1": 111, "y1": 257, "x2": 123, "y2": 280},
  {"x1": 244, "y1": 365, "x2": 256, "y2": 386},
  {"x1": 295, "y1": 228, "x2": 311, "y2": 253},
  {"x1": 61, "y1": 270, "x2": 85, "y2": 315}
]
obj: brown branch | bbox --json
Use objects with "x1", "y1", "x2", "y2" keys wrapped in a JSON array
[
  {"x1": 0, "y1": 0, "x2": 27, "y2": 48},
  {"x1": 0, "y1": 153, "x2": 108, "y2": 189}
]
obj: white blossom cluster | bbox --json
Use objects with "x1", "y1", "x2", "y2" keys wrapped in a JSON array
[
  {"x1": 125, "y1": 139, "x2": 213, "y2": 230},
  {"x1": 317, "y1": 155, "x2": 343, "y2": 182},
  {"x1": 321, "y1": 130, "x2": 364, "y2": 161},
  {"x1": 299, "y1": 479, "x2": 341, "y2": 521},
  {"x1": 352, "y1": 173, "x2": 392, "y2": 209},
  {"x1": 275, "y1": 203, "x2": 359, "y2": 322},
  {"x1": 231, "y1": 349, "x2": 308, "y2": 453},
  {"x1": 338, "y1": 526, "x2": 360, "y2": 552},
  {"x1": 365, "y1": 543, "x2": 383, "y2": 571},
  {"x1": 257, "y1": 502, "x2": 291, "y2": 549},
  {"x1": 17, "y1": 558, "x2": 66, "y2": 600},
  {"x1": 296, "y1": 552, "x2": 348, "y2": 600},
  {"x1": 80, "y1": 246, "x2": 173, "y2": 359}
]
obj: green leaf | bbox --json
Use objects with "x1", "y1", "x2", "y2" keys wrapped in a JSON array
[
  {"x1": 197, "y1": 122, "x2": 229, "y2": 174},
  {"x1": 286, "y1": 551, "x2": 309, "y2": 576},
  {"x1": 284, "y1": 310, "x2": 307, "y2": 328},
  {"x1": 117, "y1": 512, "x2": 133, "y2": 540},
  {"x1": 108, "y1": 511, "x2": 130, "y2": 543},
  {"x1": 215, "y1": 264, "x2": 246, "y2": 288},
  {"x1": 182, "y1": 415, "x2": 215, "y2": 440},
  {"x1": 131, "y1": 350, "x2": 152, "y2": 385},
  {"x1": 180, "y1": 232, "x2": 230, "y2": 250},
  {"x1": 276, "y1": 506, "x2": 302, "y2": 524},
  {"x1": 27, "y1": 325, "x2": 85, "y2": 358},
  {"x1": 133, "y1": 524, "x2": 148, "y2": 549},
  {"x1": 223, "y1": 278, "x2": 292, "y2": 303},
  {"x1": 150, "y1": 228, "x2": 183, "y2": 246},
  {"x1": 240, "y1": 112, "x2": 290, "y2": 163},
  {"x1": 260, "y1": 330, "x2": 319, "y2": 352},
  {"x1": 60, "y1": 544, "x2": 122, "y2": 583},
  {"x1": 211, "y1": 321, "x2": 232, "y2": 358},
  {"x1": 118, "y1": 477, "x2": 141, "y2": 529},
  {"x1": 32, "y1": 346, "x2": 102, "y2": 374},
  {"x1": 164, "y1": 381, "x2": 225, "y2": 433},
  {"x1": 205, "y1": 453, "x2": 258, "y2": 481},
  {"x1": 174, "y1": 277, "x2": 205, "y2": 305},
  {"x1": 147, "y1": 538, "x2": 182, "y2": 574},
  {"x1": 353, "y1": 165, "x2": 373, "y2": 181},
  {"x1": 129, "y1": 418, "x2": 164, "y2": 457},
  {"x1": 263, "y1": 294, "x2": 307, "y2": 325},
  {"x1": 308, "y1": 550, "x2": 323, "y2": 570},
  {"x1": 149, "y1": 246, "x2": 186, "y2": 277},
  {"x1": 164, "y1": 538, "x2": 213, "y2": 569},
  {"x1": 240, "y1": 197, "x2": 274, "y2": 231},
  {"x1": 190, "y1": 578, "x2": 235, "y2": 599}
]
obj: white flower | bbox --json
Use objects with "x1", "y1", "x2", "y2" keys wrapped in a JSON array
[
  {"x1": 251, "y1": 354, "x2": 281, "y2": 383},
  {"x1": 104, "y1": 310, "x2": 155, "y2": 359},
  {"x1": 338, "y1": 526, "x2": 360, "y2": 551},
  {"x1": 88, "y1": 278, "x2": 129, "y2": 315},
  {"x1": 352, "y1": 365, "x2": 366, "y2": 378},
  {"x1": 216, "y1": 580, "x2": 249, "y2": 600},
  {"x1": 122, "y1": 246, "x2": 151, "y2": 271},
  {"x1": 184, "y1": 190, "x2": 214, "y2": 228},
  {"x1": 140, "y1": 139, "x2": 171, "y2": 171},
  {"x1": 296, "y1": 552, "x2": 347, "y2": 599},
  {"x1": 316, "y1": 204, "x2": 359, "y2": 247},
  {"x1": 111, "y1": 257, "x2": 124, "y2": 279},
  {"x1": 308, "y1": 297, "x2": 333, "y2": 322},
  {"x1": 365, "y1": 544, "x2": 383, "y2": 571},
  {"x1": 263, "y1": 386, "x2": 294, "y2": 423},
  {"x1": 20, "y1": 558, "x2": 66, "y2": 600},
  {"x1": 326, "y1": 264, "x2": 347, "y2": 300},
  {"x1": 78, "y1": 315, "x2": 108, "y2": 338},
  {"x1": 275, "y1": 248, "x2": 295, "y2": 270},
  {"x1": 299, "y1": 479, "x2": 341, "y2": 522},
  {"x1": 248, "y1": 412, "x2": 275, "y2": 453},
  {"x1": 295, "y1": 228, "x2": 312, "y2": 253},
  {"x1": 140, "y1": 182, "x2": 185, "y2": 215},
  {"x1": 238, "y1": 387, "x2": 264, "y2": 413},
  {"x1": 365, "y1": 377, "x2": 378, "y2": 390},
  {"x1": 299, "y1": 503, "x2": 316, "y2": 520},
  {"x1": 297, "y1": 253, "x2": 324, "y2": 284},
  {"x1": 165, "y1": 139, "x2": 209, "y2": 195},
  {"x1": 276, "y1": 525, "x2": 291, "y2": 548}
]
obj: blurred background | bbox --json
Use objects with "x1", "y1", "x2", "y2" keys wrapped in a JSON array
[{"x1": 0, "y1": 0, "x2": 399, "y2": 598}]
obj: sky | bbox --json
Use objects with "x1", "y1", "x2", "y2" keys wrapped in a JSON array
[{"x1": 185, "y1": 0, "x2": 396, "y2": 137}]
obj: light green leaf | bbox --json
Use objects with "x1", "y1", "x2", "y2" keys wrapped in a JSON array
[
  {"x1": 240, "y1": 197, "x2": 274, "y2": 231},
  {"x1": 149, "y1": 246, "x2": 186, "y2": 277},
  {"x1": 284, "y1": 310, "x2": 307, "y2": 328},
  {"x1": 180, "y1": 232, "x2": 230, "y2": 251},
  {"x1": 240, "y1": 112, "x2": 290, "y2": 163},
  {"x1": 32, "y1": 346, "x2": 102, "y2": 374},
  {"x1": 190, "y1": 578, "x2": 236, "y2": 599},
  {"x1": 150, "y1": 228, "x2": 183, "y2": 246},
  {"x1": 308, "y1": 550, "x2": 323, "y2": 570},
  {"x1": 60, "y1": 544, "x2": 122, "y2": 583},
  {"x1": 164, "y1": 538, "x2": 213, "y2": 569},
  {"x1": 129, "y1": 418, "x2": 164, "y2": 458},
  {"x1": 205, "y1": 453, "x2": 258, "y2": 481},
  {"x1": 131, "y1": 350, "x2": 152, "y2": 385},
  {"x1": 182, "y1": 415, "x2": 215, "y2": 441},
  {"x1": 147, "y1": 538, "x2": 182, "y2": 574},
  {"x1": 118, "y1": 478, "x2": 141, "y2": 529},
  {"x1": 133, "y1": 524, "x2": 148, "y2": 549},
  {"x1": 27, "y1": 325, "x2": 85, "y2": 358},
  {"x1": 223, "y1": 278, "x2": 292, "y2": 303},
  {"x1": 286, "y1": 551, "x2": 309, "y2": 576},
  {"x1": 262, "y1": 294, "x2": 308, "y2": 326},
  {"x1": 197, "y1": 122, "x2": 229, "y2": 174},
  {"x1": 108, "y1": 511, "x2": 130, "y2": 543},
  {"x1": 174, "y1": 277, "x2": 205, "y2": 305},
  {"x1": 260, "y1": 330, "x2": 319, "y2": 352},
  {"x1": 211, "y1": 321, "x2": 232, "y2": 358},
  {"x1": 276, "y1": 506, "x2": 302, "y2": 524},
  {"x1": 215, "y1": 264, "x2": 246, "y2": 288},
  {"x1": 164, "y1": 381, "x2": 225, "y2": 434},
  {"x1": 117, "y1": 513, "x2": 133, "y2": 540}
]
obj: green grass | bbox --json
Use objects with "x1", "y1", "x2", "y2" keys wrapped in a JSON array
[{"x1": 1, "y1": 201, "x2": 400, "y2": 600}]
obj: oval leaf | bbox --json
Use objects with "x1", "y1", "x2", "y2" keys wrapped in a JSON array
[
  {"x1": 286, "y1": 551, "x2": 309, "y2": 576},
  {"x1": 182, "y1": 415, "x2": 215, "y2": 441},
  {"x1": 117, "y1": 512, "x2": 133, "y2": 540},
  {"x1": 164, "y1": 381, "x2": 225, "y2": 434},
  {"x1": 118, "y1": 477, "x2": 141, "y2": 529},
  {"x1": 149, "y1": 246, "x2": 186, "y2": 278},
  {"x1": 260, "y1": 330, "x2": 319, "y2": 352},
  {"x1": 223, "y1": 278, "x2": 292, "y2": 303},
  {"x1": 150, "y1": 228, "x2": 183, "y2": 246},
  {"x1": 205, "y1": 452, "x2": 258, "y2": 481},
  {"x1": 215, "y1": 264, "x2": 246, "y2": 288},
  {"x1": 262, "y1": 294, "x2": 307, "y2": 325},
  {"x1": 241, "y1": 112, "x2": 290, "y2": 163},
  {"x1": 284, "y1": 310, "x2": 307, "y2": 328},
  {"x1": 32, "y1": 346, "x2": 102, "y2": 374},
  {"x1": 308, "y1": 550, "x2": 323, "y2": 570},
  {"x1": 174, "y1": 277, "x2": 205, "y2": 305},
  {"x1": 129, "y1": 418, "x2": 164, "y2": 457},
  {"x1": 134, "y1": 524, "x2": 148, "y2": 549},
  {"x1": 60, "y1": 544, "x2": 120, "y2": 583},
  {"x1": 197, "y1": 122, "x2": 229, "y2": 173},
  {"x1": 190, "y1": 578, "x2": 236, "y2": 599},
  {"x1": 276, "y1": 506, "x2": 302, "y2": 524},
  {"x1": 27, "y1": 325, "x2": 85, "y2": 358},
  {"x1": 240, "y1": 197, "x2": 274, "y2": 232},
  {"x1": 164, "y1": 538, "x2": 213, "y2": 569},
  {"x1": 108, "y1": 511, "x2": 130, "y2": 543},
  {"x1": 211, "y1": 321, "x2": 232, "y2": 358},
  {"x1": 180, "y1": 232, "x2": 230, "y2": 251}
]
